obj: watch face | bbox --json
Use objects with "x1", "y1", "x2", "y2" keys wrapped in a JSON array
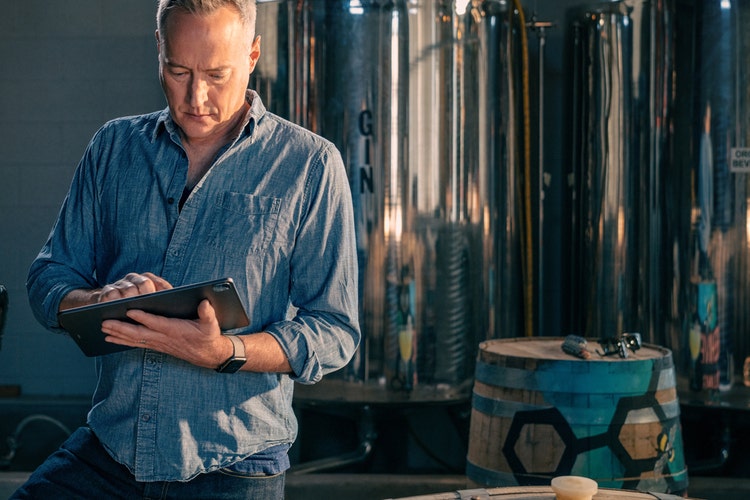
[{"x1": 219, "y1": 358, "x2": 246, "y2": 373}]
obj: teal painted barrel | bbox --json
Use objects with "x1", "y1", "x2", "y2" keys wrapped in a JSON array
[{"x1": 466, "y1": 338, "x2": 688, "y2": 494}]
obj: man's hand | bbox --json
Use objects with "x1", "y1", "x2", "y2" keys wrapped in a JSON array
[
  {"x1": 96, "y1": 272, "x2": 172, "y2": 302},
  {"x1": 100, "y1": 299, "x2": 232, "y2": 370},
  {"x1": 58, "y1": 272, "x2": 173, "y2": 311}
]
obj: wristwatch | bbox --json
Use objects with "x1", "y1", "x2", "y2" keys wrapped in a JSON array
[{"x1": 216, "y1": 335, "x2": 247, "y2": 373}]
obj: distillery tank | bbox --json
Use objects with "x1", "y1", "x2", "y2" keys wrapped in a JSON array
[
  {"x1": 294, "y1": 0, "x2": 412, "y2": 388},
  {"x1": 567, "y1": 0, "x2": 674, "y2": 348},
  {"x1": 667, "y1": 0, "x2": 750, "y2": 389},
  {"x1": 402, "y1": 0, "x2": 525, "y2": 392},
  {"x1": 252, "y1": 0, "x2": 290, "y2": 118},
  {"x1": 255, "y1": 0, "x2": 526, "y2": 398}
]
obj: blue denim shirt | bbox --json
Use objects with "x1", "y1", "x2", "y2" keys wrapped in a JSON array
[{"x1": 27, "y1": 91, "x2": 360, "y2": 481}]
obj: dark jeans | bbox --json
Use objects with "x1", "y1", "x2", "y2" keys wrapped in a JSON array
[{"x1": 11, "y1": 427, "x2": 286, "y2": 500}]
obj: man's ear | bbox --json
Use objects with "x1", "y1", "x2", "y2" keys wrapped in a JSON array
[
  {"x1": 249, "y1": 35, "x2": 262, "y2": 74},
  {"x1": 155, "y1": 30, "x2": 162, "y2": 57}
]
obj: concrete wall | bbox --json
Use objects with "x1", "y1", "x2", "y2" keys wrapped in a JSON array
[{"x1": 0, "y1": 1, "x2": 164, "y2": 396}]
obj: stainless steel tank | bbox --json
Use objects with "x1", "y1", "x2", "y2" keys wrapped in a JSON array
[
  {"x1": 668, "y1": 0, "x2": 750, "y2": 388},
  {"x1": 402, "y1": 0, "x2": 524, "y2": 391},
  {"x1": 568, "y1": 0, "x2": 674, "y2": 345},
  {"x1": 252, "y1": 0, "x2": 291, "y2": 117},
  {"x1": 269, "y1": 0, "x2": 525, "y2": 396},
  {"x1": 286, "y1": 0, "x2": 411, "y2": 387}
]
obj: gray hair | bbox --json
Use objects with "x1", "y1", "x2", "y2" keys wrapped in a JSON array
[{"x1": 156, "y1": 0, "x2": 257, "y2": 47}]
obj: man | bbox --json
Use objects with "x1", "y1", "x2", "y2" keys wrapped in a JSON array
[{"x1": 18, "y1": 0, "x2": 359, "y2": 498}]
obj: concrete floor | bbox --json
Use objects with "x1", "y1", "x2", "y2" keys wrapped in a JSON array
[{"x1": 1, "y1": 473, "x2": 748, "y2": 499}]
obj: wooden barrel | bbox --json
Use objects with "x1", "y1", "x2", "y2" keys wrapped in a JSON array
[
  {"x1": 466, "y1": 338, "x2": 688, "y2": 494},
  {"x1": 387, "y1": 485, "x2": 691, "y2": 500}
]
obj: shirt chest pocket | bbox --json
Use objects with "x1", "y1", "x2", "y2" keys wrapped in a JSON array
[{"x1": 206, "y1": 192, "x2": 282, "y2": 255}]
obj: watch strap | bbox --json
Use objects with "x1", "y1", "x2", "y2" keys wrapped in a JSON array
[{"x1": 216, "y1": 334, "x2": 247, "y2": 373}]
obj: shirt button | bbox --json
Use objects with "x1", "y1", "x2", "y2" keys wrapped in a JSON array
[
  {"x1": 141, "y1": 414, "x2": 151, "y2": 422},
  {"x1": 167, "y1": 197, "x2": 175, "y2": 204}
]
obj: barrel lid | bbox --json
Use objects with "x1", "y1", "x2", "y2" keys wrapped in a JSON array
[{"x1": 479, "y1": 337, "x2": 670, "y2": 363}]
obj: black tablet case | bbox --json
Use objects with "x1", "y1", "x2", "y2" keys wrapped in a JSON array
[{"x1": 57, "y1": 278, "x2": 249, "y2": 357}]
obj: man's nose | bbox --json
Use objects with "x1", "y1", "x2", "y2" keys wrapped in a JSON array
[{"x1": 188, "y1": 77, "x2": 208, "y2": 106}]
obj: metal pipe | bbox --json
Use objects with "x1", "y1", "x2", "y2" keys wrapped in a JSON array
[
  {"x1": 0, "y1": 414, "x2": 72, "y2": 469},
  {"x1": 288, "y1": 406, "x2": 376, "y2": 474},
  {"x1": 510, "y1": 0, "x2": 533, "y2": 338},
  {"x1": 537, "y1": 21, "x2": 545, "y2": 339},
  {"x1": 529, "y1": 16, "x2": 554, "y2": 337}
]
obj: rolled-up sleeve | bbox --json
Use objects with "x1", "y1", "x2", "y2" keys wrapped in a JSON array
[
  {"x1": 27, "y1": 136, "x2": 103, "y2": 331},
  {"x1": 265, "y1": 144, "x2": 360, "y2": 384}
]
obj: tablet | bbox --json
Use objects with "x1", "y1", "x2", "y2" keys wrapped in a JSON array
[{"x1": 57, "y1": 277, "x2": 249, "y2": 357}]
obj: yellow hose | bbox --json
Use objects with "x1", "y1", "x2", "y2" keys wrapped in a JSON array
[{"x1": 511, "y1": 0, "x2": 533, "y2": 337}]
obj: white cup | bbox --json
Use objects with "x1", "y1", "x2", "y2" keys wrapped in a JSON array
[{"x1": 550, "y1": 475, "x2": 598, "y2": 500}]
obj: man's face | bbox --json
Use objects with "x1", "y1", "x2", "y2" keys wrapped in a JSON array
[{"x1": 157, "y1": 6, "x2": 260, "y2": 145}]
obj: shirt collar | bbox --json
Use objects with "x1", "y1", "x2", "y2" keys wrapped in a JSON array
[{"x1": 241, "y1": 89, "x2": 266, "y2": 138}]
